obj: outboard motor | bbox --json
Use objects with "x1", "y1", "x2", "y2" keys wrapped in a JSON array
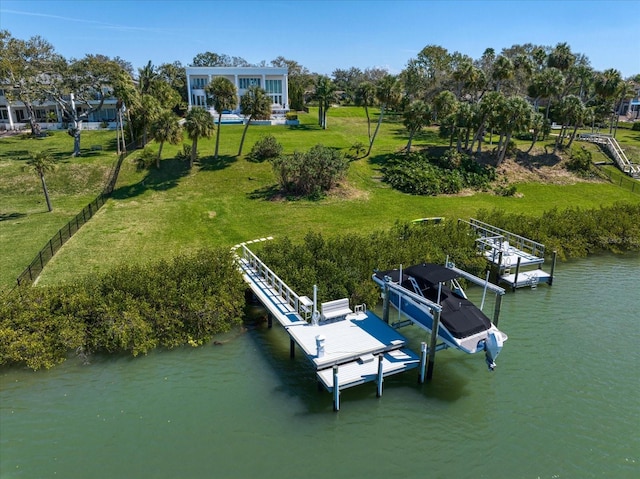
[{"x1": 484, "y1": 330, "x2": 505, "y2": 371}]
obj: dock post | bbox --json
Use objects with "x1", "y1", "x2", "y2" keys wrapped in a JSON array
[
  {"x1": 376, "y1": 354, "x2": 384, "y2": 397},
  {"x1": 549, "y1": 250, "x2": 557, "y2": 286},
  {"x1": 382, "y1": 280, "x2": 390, "y2": 324},
  {"x1": 333, "y1": 366, "x2": 340, "y2": 411},
  {"x1": 512, "y1": 257, "x2": 522, "y2": 291},
  {"x1": 496, "y1": 251, "x2": 504, "y2": 283},
  {"x1": 290, "y1": 338, "x2": 295, "y2": 359},
  {"x1": 426, "y1": 309, "x2": 442, "y2": 380},
  {"x1": 493, "y1": 294, "x2": 503, "y2": 326},
  {"x1": 419, "y1": 342, "x2": 427, "y2": 384},
  {"x1": 267, "y1": 313, "x2": 273, "y2": 329}
]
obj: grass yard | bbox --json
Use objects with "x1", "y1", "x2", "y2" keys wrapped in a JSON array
[{"x1": 1, "y1": 108, "x2": 639, "y2": 288}]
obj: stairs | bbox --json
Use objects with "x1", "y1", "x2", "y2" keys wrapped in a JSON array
[{"x1": 579, "y1": 133, "x2": 640, "y2": 179}]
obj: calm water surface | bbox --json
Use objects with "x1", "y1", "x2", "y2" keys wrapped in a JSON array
[{"x1": 1, "y1": 254, "x2": 638, "y2": 479}]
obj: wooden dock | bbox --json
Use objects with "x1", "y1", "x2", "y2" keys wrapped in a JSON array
[
  {"x1": 234, "y1": 240, "x2": 423, "y2": 410},
  {"x1": 459, "y1": 218, "x2": 556, "y2": 290}
]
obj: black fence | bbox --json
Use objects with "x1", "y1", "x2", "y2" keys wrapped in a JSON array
[
  {"x1": 14, "y1": 141, "x2": 133, "y2": 288},
  {"x1": 598, "y1": 166, "x2": 640, "y2": 195}
]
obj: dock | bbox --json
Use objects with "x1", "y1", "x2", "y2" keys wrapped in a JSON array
[
  {"x1": 459, "y1": 218, "x2": 556, "y2": 290},
  {"x1": 234, "y1": 239, "x2": 424, "y2": 411}
]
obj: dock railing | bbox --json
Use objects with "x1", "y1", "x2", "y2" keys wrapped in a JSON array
[
  {"x1": 579, "y1": 133, "x2": 640, "y2": 178},
  {"x1": 460, "y1": 218, "x2": 546, "y2": 258},
  {"x1": 236, "y1": 242, "x2": 310, "y2": 320}
]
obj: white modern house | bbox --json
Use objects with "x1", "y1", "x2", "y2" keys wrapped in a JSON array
[{"x1": 185, "y1": 66, "x2": 289, "y2": 123}]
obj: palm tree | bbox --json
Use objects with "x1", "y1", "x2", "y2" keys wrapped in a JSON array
[
  {"x1": 314, "y1": 75, "x2": 336, "y2": 129},
  {"x1": 553, "y1": 95, "x2": 585, "y2": 153},
  {"x1": 354, "y1": 81, "x2": 376, "y2": 149},
  {"x1": 547, "y1": 42, "x2": 576, "y2": 72},
  {"x1": 151, "y1": 110, "x2": 182, "y2": 168},
  {"x1": 491, "y1": 55, "x2": 514, "y2": 92},
  {"x1": 526, "y1": 112, "x2": 546, "y2": 153},
  {"x1": 205, "y1": 77, "x2": 237, "y2": 159},
  {"x1": 184, "y1": 107, "x2": 214, "y2": 168},
  {"x1": 594, "y1": 68, "x2": 622, "y2": 135},
  {"x1": 403, "y1": 100, "x2": 431, "y2": 152},
  {"x1": 25, "y1": 152, "x2": 56, "y2": 212},
  {"x1": 237, "y1": 86, "x2": 272, "y2": 156},
  {"x1": 529, "y1": 67, "x2": 565, "y2": 119},
  {"x1": 366, "y1": 74, "x2": 400, "y2": 157},
  {"x1": 495, "y1": 96, "x2": 532, "y2": 164}
]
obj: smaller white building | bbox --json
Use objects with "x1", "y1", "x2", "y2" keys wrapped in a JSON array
[{"x1": 185, "y1": 66, "x2": 289, "y2": 118}]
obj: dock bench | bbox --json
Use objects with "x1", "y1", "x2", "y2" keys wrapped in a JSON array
[{"x1": 321, "y1": 298, "x2": 352, "y2": 321}]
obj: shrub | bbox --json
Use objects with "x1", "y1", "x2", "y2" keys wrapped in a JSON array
[
  {"x1": 247, "y1": 134, "x2": 283, "y2": 162},
  {"x1": 270, "y1": 144, "x2": 348, "y2": 198},
  {"x1": 632, "y1": 122, "x2": 640, "y2": 131},
  {"x1": 135, "y1": 146, "x2": 156, "y2": 170},
  {"x1": 382, "y1": 150, "x2": 496, "y2": 195},
  {"x1": 285, "y1": 112, "x2": 298, "y2": 121},
  {"x1": 566, "y1": 146, "x2": 592, "y2": 175},
  {"x1": 176, "y1": 144, "x2": 192, "y2": 161}
]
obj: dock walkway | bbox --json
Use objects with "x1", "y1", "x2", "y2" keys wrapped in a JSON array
[{"x1": 234, "y1": 240, "x2": 422, "y2": 410}]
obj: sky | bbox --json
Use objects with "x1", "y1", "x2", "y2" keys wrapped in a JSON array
[{"x1": 1, "y1": 0, "x2": 639, "y2": 78}]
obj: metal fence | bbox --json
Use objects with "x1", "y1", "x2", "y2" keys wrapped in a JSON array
[
  {"x1": 598, "y1": 166, "x2": 640, "y2": 195},
  {"x1": 14, "y1": 141, "x2": 133, "y2": 287}
]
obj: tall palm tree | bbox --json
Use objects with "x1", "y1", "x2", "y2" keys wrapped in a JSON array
[
  {"x1": 491, "y1": 55, "x2": 514, "y2": 92},
  {"x1": 184, "y1": 107, "x2": 214, "y2": 168},
  {"x1": 205, "y1": 77, "x2": 237, "y2": 159},
  {"x1": 354, "y1": 81, "x2": 376, "y2": 147},
  {"x1": 366, "y1": 74, "x2": 400, "y2": 157},
  {"x1": 529, "y1": 67, "x2": 565, "y2": 119},
  {"x1": 403, "y1": 100, "x2": 431, "y2": 153},
  {"x1": 237, "y1": 86, "x2": 272, "y2": 156},
  {"x1": 594, "y1": 68, "x2": 622, "y2": 135},
  {"x1": 25, "y1": 152, "x2": 56, "y2": 212},
  {"x1": 526, "y1": 112, "x2": 546, "y2": 153},
  {"x1": 314, "y1": 75, "x2": 336, "y2": 129},
  {"x1": 553, "y1": 95, "x2": 585, "y2": 153},
  {"x1": 151, "y1": 110, "x2": 182, "y2": 168},
  {"x1": 496, "y1": 97, "x2": 533, "y2": 164}
]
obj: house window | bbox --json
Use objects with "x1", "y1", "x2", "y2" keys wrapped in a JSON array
[
  {"x1": 16, "y1": 109, "x2": 25, "y2": 121},
  {"x1": 191, "y1": 94, "x2": 207, "y2": 107},
  {"x1": 35, "y1": 109, "x2": 47, "y2": 120},
  {"x1": 0, "y1": 108, "x2": 8, "y2": 120},
  {"x1": 191, "y1": 77, "x2": 207, "y2": 89},
  {"x1": 0, "y1": 89, "x2": 5, "y2": 97},
  {"x1": 265, "y1": 80, "x2": 282, "y2": 94},
  {"x1": 238, "y1": 78, "x2": 261, "y2": 89}
]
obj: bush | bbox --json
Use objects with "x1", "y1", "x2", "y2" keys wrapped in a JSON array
[
  {"x1": 285, "y1": 112, "x2": 298, "y2": 121},
  {"x1": 632, "y1": 122, "x2": 640, "y2": 131},
  {"x1": 0, "y1": 248, "x2": 246, "y2": 369},
  {"x1": 566, "y1": 146, "x2": 593, "y2": 175},
  {"x1": 135, "y1": 146, "x2": 156, "y2": 170},
  {"x1": 247, "y1": 134, "x2": 283, "y2": 162},
  {"x1": 270, "y1": 144, "x2": 348, "y2": 198},
  {"x1": 176, "y1": 144, "x2": 192, "y2": 161},
  {"x1": 382, "y1": 150, "x2": 496, "y2": 195}
]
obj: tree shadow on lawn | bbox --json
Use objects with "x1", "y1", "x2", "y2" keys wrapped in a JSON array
[
  {"x1": 198, "y1": 154, "x2": 237, "y2": 172},
  {"x1": 514, "y1": 149, "x2": 562, "y2": 169},
  {"x1": 0, "y1": 212, "x2": 26, "y2": 221},
  {"x1": 110, "y1": 158, "x2": 190, "y2": 200},
  {"x1": 246, "y1": 184, "x2": 281, "y2": 200}
]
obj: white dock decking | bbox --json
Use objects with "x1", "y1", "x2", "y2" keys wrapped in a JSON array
[
  {"x1": 460, "y1": 218, "x2": 556, "y2": 290},
  {"x1": 234, "y1": 241, "x2": 422, "y2": 408}
]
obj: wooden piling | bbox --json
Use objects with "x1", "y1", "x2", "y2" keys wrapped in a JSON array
[
  {"x1": 267, "y1": 313, "x2": 273, "y2": 329},
  {"x1": 426, "y1": 309, "x2": 441, "y2": 380},
  {"x1": 496, "y1": 250, "x2": 504, "y2": 283},
  {"x1": 493, "y1": 294, "x2": 503, "y2": 326},
  {"x1": 290, "y1": 338, "x2": 295, "y2": 359},
  {"x1": 512, "y1": 256, "x2": 522, "y2": 291},
  {"x1": 549, "y1": 250, "x2": 557, "y2": 286},
  {"x1": 376, "y1": 354, "x2": 384, "y2": 398},
  {"x1": 333, "y1": 366, "x2": 340, "y2": 411}
]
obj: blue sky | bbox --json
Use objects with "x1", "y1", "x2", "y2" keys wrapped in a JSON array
[{"x1": 1, "y1": 0, "x2": 639, "y2": 78}]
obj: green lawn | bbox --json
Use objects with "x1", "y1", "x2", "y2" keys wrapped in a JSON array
[{"x1": 1, "y1": 109, "x2": 639, "y2": 288}]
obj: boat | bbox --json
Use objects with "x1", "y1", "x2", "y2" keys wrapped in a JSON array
[{"x1": 372, "y1": 262, "x2": 508, "y2": 370}]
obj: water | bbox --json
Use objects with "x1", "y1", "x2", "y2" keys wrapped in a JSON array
[{"x1": 1, "y1": 254, "x2": 639, "y2": 479}]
